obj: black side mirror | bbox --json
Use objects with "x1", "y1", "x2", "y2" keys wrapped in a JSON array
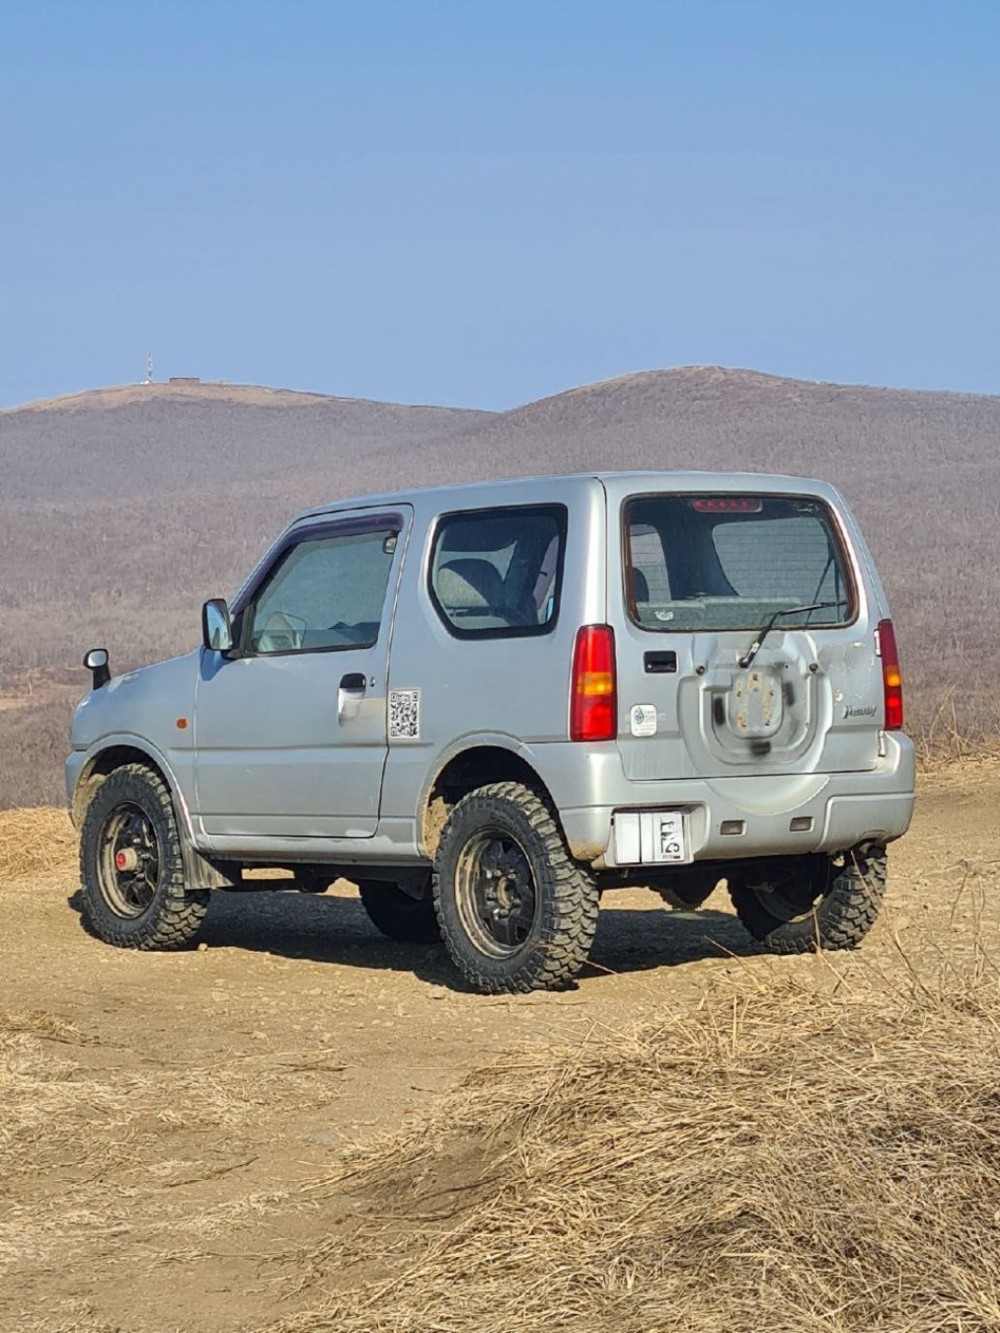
[
  {"x1": 83, "y1": 648, "x2": 111, "y2": 690},
  {"x1": 201, "y1": 599, "x2": 234, "y2": 653}
]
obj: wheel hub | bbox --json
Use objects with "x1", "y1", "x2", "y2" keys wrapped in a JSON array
[
  {"x1": 456, "y1": 830, "x2": 538, "y2": 957},
  {"x1": 484, "y1": 863, "x2": 527, "y2": 916},
  {"x1": 99, "y1": 804, "x2": 161, "y2": 918}
]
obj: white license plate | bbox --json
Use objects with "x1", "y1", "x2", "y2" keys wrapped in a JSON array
[
  {"x1": 612, "y1": 810, "x2": 690, "y2": 865},
  {"x1": 648, "y1": 810, "x2": 687, "y2": 863}
]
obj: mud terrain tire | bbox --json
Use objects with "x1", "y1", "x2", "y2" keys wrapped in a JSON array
[
  {"x1": 433, "y1": 781, "x2": 600, "y2": 994},
  {"x1": 729, "y1": 845, "x2": 887, "y2": 954},
  {"x1": 80, "y1": 764, "x2": 209, "y2": 949}
]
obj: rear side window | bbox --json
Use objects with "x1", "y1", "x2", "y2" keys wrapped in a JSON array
[
  {"x1": 624, "y1": 494, "x2": 853, "y2": 632},
  {"x1": 430, "y1": 504, "x2": 567, "y2": 638}
]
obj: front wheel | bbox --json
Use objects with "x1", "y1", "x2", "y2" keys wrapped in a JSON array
[
  {"x1": 79, "y1": 764, "x2": 209, "y2": 950},
  {"x1": 433, "y1": 782, "x2": 600, "y2": 994},
  {"x1": 728, "y1": 845, "x2": 887, "y2": 954}
]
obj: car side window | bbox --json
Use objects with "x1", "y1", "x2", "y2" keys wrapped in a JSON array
[
  {"x1": 429, "y1": 504, "x2": 567, "y2": 639},
  {"x1": 246, "y1": 523, "x2": 398, "y2": 655}
]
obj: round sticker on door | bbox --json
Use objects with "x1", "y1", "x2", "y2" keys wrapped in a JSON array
[{"x1": 630, "y1": 704, "x2": 658, "y2": 737}]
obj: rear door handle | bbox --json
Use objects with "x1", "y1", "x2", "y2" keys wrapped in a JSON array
[
  {"x1": 644, "y1": 651, "x2": 677, "y2": 673},
  {"x1": 340, "y1": 672, "x2": 367, "y2": 692}
]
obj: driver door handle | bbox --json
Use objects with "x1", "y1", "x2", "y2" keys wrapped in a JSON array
[{"x1": 338, "y1": 672, "x2": 367, "y2": 724}]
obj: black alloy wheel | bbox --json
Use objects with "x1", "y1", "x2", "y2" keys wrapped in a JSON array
[
  {"x1": 454, "y1": 829, "x2": 539, "y2": 956},
  {"x1": 97, "y1": 803, "x2": 162, "y2": 917}
]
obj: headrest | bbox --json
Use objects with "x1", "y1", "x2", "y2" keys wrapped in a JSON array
[{"x1": 436, "y1": 558, "x2": 505, "y2": 609}]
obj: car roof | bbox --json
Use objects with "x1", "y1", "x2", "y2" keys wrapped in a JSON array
[{"x1": 296, "y1": 469, "x2": 842, "y2": 521}]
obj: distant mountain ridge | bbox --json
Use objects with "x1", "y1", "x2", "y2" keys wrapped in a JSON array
[
  {"x1": 1, "y1": 365, "x2": 997, "y2": 804},
  {"x1": 0, "y1": 380, "x2": 493, "y2": 506},
  {"x1": 3, "y1": 380, "x2": 347, "y2": 413}
]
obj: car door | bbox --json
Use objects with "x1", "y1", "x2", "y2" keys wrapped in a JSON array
[
  {"x1": 193, "y1": 507, "x2": 410, "y2": 841},
  {"x1": 612, "y1": 487, "x2": 883, "y2": 781}
]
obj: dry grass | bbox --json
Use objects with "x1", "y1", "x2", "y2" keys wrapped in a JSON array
[
  {"x1": 0, "y1": 1006, "x2": 334, "y2": 1284},
  {"x1": 0, "y1": 1019, "x2": 260, "y2": 1192},
  {"x1": 0, "y1": 806, "x2": 75, "y2": 879},
  {"x1": 914, "y1": 688, "x2": 1000, "y2": 764},
  {"x1": 270, "y1": 963, "x2": 1000, "y2": 1333},
  {"x1": 0, "y1": 1008, "x2": 89, "y2": 1043}
]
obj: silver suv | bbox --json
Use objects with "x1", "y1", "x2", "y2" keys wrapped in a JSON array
[{"x1": 67, "y1": 471, "x2": 914, "y2": 993}]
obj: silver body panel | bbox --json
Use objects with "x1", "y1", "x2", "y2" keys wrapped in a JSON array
[{"x1": 67, "y1": 470, "x2": 915, "y2": 869}]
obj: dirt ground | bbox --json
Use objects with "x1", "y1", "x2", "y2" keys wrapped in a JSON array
[{"x1": 2, "y1": 761, "x2": 998, "y2": 1333}]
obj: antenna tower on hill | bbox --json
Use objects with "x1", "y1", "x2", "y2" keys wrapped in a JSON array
[{"x1": 142, "y1": 350, "x2": 154, "y2": 384}]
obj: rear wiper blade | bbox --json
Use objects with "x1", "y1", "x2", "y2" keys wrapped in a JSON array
[{"x1": 738, "y1": 602, "x2": 841, "y2": 670}]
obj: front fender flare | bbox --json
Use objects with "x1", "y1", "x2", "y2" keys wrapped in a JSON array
[{"x1": 71, "y1": 733, "x2": 197, "y2": 844}]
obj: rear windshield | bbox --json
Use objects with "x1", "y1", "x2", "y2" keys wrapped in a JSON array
[{"x1": 623, "y1": 494, "x2": 854, "y2": 632}]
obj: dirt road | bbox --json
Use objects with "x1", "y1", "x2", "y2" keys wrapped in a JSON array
[{"x1": 2, "y1": 761, "x2": 998, "y2": 1333}]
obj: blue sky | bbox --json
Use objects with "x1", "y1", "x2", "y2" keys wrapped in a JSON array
[{"x1": 1, "y1": 0, "x2": 998, "y2": 409}]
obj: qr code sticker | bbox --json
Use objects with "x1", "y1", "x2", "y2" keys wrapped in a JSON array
[{"x1": 389, "y1": 688, "x2": 420, "y2": 740}]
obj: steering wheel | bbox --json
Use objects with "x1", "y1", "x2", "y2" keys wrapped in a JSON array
[{"x1": 255, "y1": 610, "x2": 306, "y2": 653}]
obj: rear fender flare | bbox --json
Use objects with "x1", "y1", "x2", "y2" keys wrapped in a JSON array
[{"x1": 417, "y1": 731, "x2": 556, "y2": 857}]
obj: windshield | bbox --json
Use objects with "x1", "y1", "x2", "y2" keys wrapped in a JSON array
[{"x1": 623, "y1": 494, "x2": 854, "y2": 633}]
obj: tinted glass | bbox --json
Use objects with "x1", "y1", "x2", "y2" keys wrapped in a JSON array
[
  {"x1": 624, "y1": 495, "x2": 852, "y2": 632},
  {"x1": 430, "y1": 506, "x2": 566, "y2": 637},
  {"x1": 248, "y1": 527, "x2": 396, "y2": 653}
]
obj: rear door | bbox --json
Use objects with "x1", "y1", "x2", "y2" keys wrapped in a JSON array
[{"x1": 611, "y1": 486, "x2": 883, "y2": 780}]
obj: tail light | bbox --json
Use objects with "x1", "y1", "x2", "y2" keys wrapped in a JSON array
[
  {"x1": 877, "y1": 619, "x2": 904, "y2": 730},
  {"x1": 570, "y1": 625, "x2": 617, "y2": 741}
]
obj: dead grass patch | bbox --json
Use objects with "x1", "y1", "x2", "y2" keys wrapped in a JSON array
[
  {"x1": 0, "y1": 806, "x2": 75, "y2": 879},
  {"x1": 273, "y1": 966, "x2": 1000, "y2": 1333},
  {"x1": 0, "y1": 1010, "x2": 331, "y2": 1280},
  {"x1": 0, "y1": 1009, "x2": 88, "y2": 1044}
]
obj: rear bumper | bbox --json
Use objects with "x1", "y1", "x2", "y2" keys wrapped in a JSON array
[{"x1": 547, "y1": 734, "x2": 915, "y2": 866}]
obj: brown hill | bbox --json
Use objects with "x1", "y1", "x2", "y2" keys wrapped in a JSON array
[
  {"x1": 1, "y1": 367, "x2": 996, "y2": 805},
  {"x1": 0, "y1": 378, "x2": 492, "y2": 505}
]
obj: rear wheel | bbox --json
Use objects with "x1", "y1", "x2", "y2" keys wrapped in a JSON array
[
  {"x1": 728, "y1": 845, "x2": 887, "y2": 954},
  {"x1": 433, "y1": 782, "x2": 600, "y2": 994},
  {"x1": 358, "y1": 880, "x2": 439, "y2": 943},
  {"x1": 80, "y1": 764, "x2": 209, "y2": 950}
]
